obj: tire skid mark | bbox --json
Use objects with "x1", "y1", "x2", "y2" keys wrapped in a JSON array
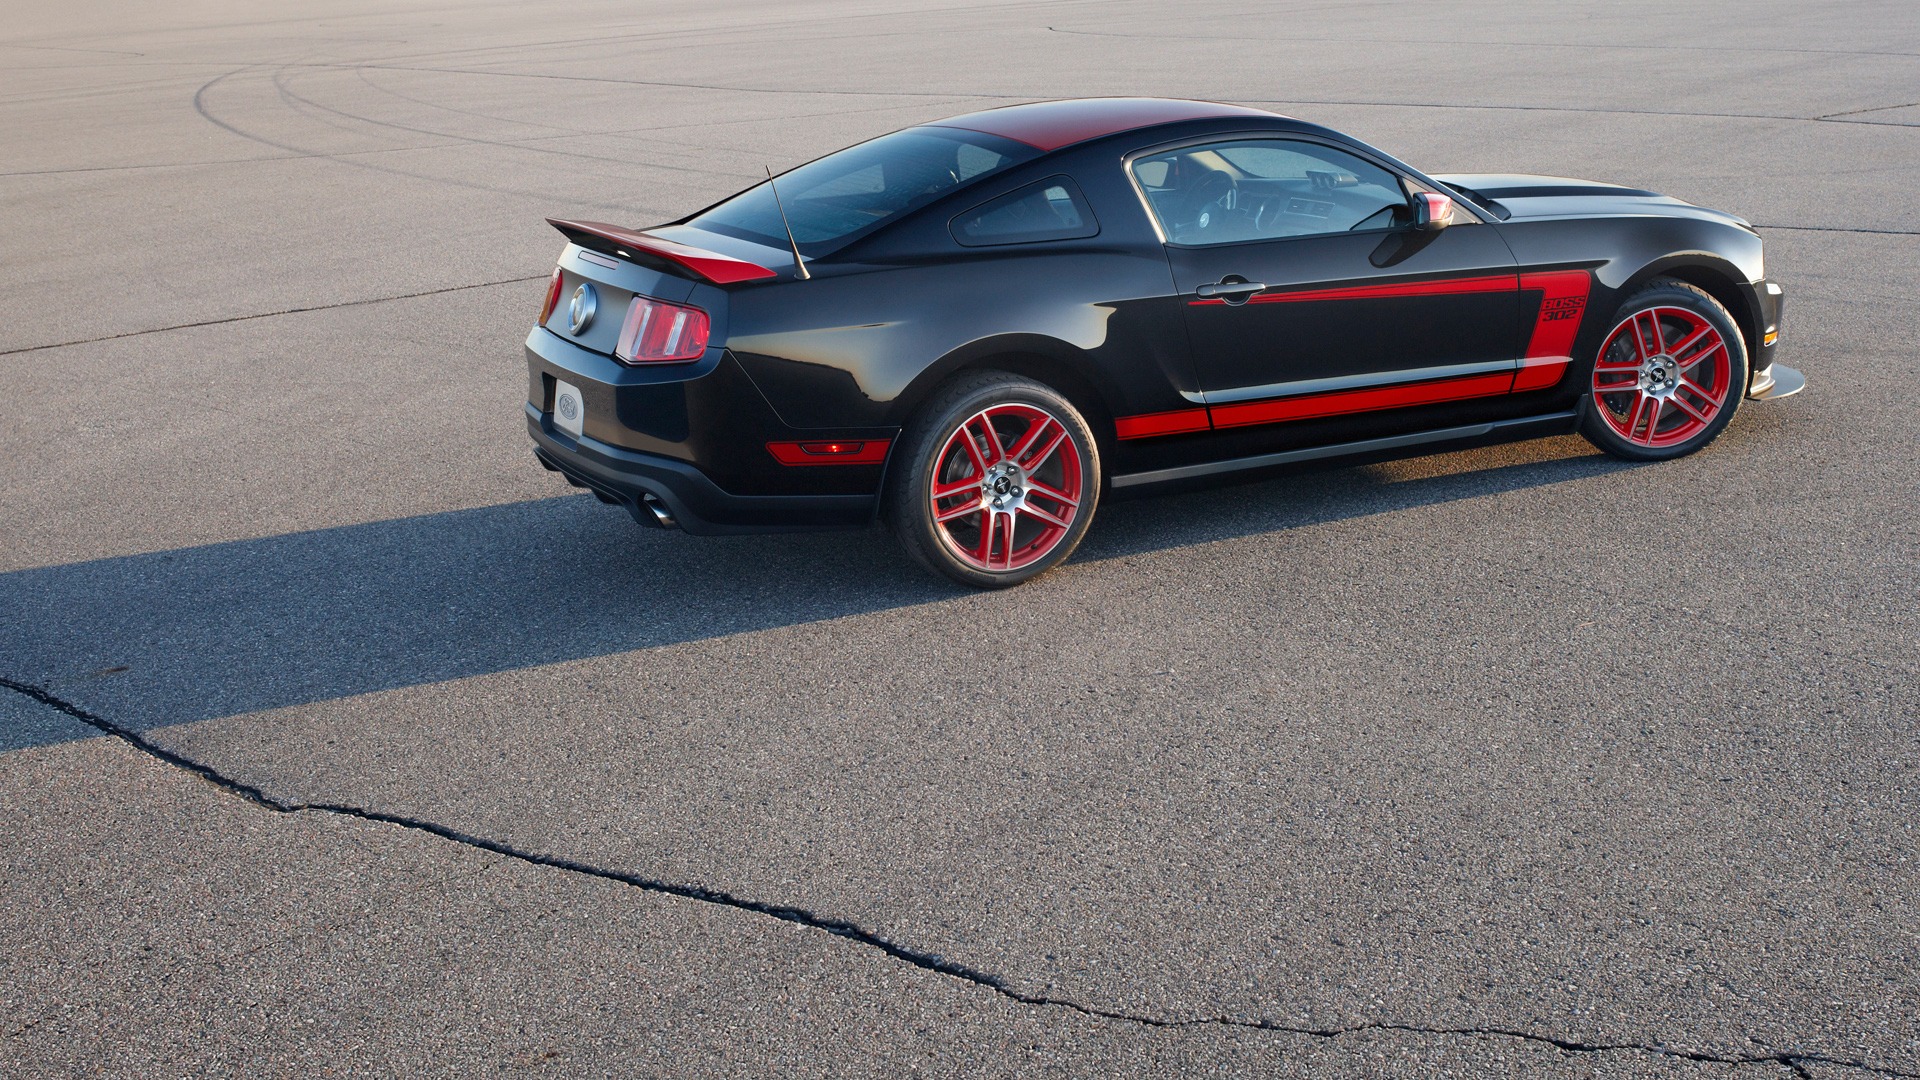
[
  {"x1": 1046, "y1": 23, "x2": 1920, "y2": 60},
  {"x1": 186, "y1": 66, "x2": 718, "y2": 212},
  {"x1": 266, "y1": 63, "x2": 750, "y2": 178}
]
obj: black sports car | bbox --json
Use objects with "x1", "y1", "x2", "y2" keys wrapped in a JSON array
[{"x1": 525, "y1": 97, "x2": 1801, "y2": 587}]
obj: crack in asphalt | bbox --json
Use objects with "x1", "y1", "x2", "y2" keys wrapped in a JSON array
[
  {"x1": 4, "y1": 678, "x2": 1913, "y2": 1076},
  {"x1": 0, "y1": 275, "x2": 544, "y2": 359}
]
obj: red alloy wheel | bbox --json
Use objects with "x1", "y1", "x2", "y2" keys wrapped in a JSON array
[
  {"x1": 928, "y1": 402, "x2": 1084, "y2": 573},
  {"x1": 1591, "y1": 305, "x2": 1733, "y2": 448}
]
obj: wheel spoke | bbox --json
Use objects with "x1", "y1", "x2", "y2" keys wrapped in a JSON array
[
  {"x1": 935, "y1": 498, "x2": 982, "y2": 524},
  {"x1": 1633, "y1": 311, "x2": 1665, "y2": 359},
  {"x1": 1003, "y1": 416, "x2": 1056, "y2": 465},
  {"x1": 1668, "y1": 393, "x2": 1712, "y2": 424},
  {"x1": 971, "y1": 415, "x2": 1006, "y2": 464},
  {"x1": 1025, "y1": 479, "x2": 1079, "y2": 509},
  {"x1": 1676, "y1": 336, "x2": 1724, "y2": 370},
  {"x1": 1594, "y1": 358, "x2": 1641, "y2": 373},
  {"x1": 956, "y1": 430, "x2": 987, "y2": 477},
  {"x1": 932, "y1": 472, "x2": 979, "y2": 499},
  {"x1": 1020, "y1": 426, "x2": 1068, "y2": 472},
  {"x1": 1635, "y1": 395, "x2": 1662, "y2": 443},
  {"x1": 1664, "y1": 323, "x2": 1712, "y2": 360},
  {"x1": 1020, "y1": 502, "x2": 1071, "y2": 529},
  {"x1": 973, "y1": 509, "x2": 998, "y2": 564},
  {"x1": 992, "y1": 510, "x2": 1015, "y2": 569},
  {"x1": 1679, "y1": 376, "x2": 1721, "y2": 405}
]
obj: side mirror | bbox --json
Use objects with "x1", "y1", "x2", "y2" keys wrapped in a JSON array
[{"x1": 1411, "y1": 192, "x2": 1456, "y2": 232}]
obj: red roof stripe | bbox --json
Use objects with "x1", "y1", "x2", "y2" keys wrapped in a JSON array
[{"x1": 924, "y1": 98, "x2": 1281, "y2": 152}]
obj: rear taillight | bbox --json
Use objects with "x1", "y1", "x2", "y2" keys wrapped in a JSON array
[
  {"x1": 538, "y1": 268, "x2": 564, "y2": 326},
  {"x1": 615, "y1": 295, "x2": 711, "y2": 364}
]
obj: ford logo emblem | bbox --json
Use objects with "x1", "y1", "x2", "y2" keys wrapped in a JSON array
[{"x1": 568, "y1": 283, "x2": 597, "y2": 335}]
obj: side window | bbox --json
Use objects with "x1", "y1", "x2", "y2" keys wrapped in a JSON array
[
  {"x1": 1129, "y1": 139, "x2": 1412, "y2": 246},
  {"x1": 951, "y1": 176, "x2": 1100, "y2": 247}
]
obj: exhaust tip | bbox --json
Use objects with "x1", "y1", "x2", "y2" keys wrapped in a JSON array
[{"x1": 642, "y1": 494, "x2": 677, "y2": 529}]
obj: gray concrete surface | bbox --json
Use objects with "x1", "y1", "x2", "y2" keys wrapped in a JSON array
[{"x1": 2, "y1": 1, "x2": 1916, "y2": 1076}]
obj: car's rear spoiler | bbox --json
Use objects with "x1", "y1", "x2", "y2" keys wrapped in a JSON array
[{"x1": 546, "y1": 218, "x2": 778, "y2": 285}]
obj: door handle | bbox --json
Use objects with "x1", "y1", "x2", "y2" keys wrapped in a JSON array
[{"x1": 1195, "y1": 280, "x2": 1267, "y2": 302}]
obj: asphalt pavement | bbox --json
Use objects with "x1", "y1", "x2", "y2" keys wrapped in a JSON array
[{"x1": 2, "y1": 1, "x2": 1916, "y2": 1076}]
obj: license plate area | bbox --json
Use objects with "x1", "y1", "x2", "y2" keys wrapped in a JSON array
[{"x1": 552, "y1": 378, "x2": 585, "y2": 439}]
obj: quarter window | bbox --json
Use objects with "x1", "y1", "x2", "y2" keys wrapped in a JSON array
[
  {"x1": 951, "y1": 176, "x2": 1099, "y2": 247},
  {"x1": 1130, "y1": 139, "x2": 1411, "y2": 245}
]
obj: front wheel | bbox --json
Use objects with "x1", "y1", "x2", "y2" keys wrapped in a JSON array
[
  {"x1": 1580, "y1": 278, "x2": 1747, "y2": 461},
  {"x1": 886, "y1": 372, "x2": 1100, "y2": 588}
]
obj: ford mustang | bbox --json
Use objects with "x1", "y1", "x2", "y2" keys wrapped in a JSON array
[{"x1": 525, "y1": 97, "x2": 1802, "y2": 587}]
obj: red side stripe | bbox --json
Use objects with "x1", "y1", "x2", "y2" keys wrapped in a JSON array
[
  {"x1": 1114, "y1": 407, "x2": 1212, "y2": 440},
  {"x1": 1120, "y1": 268, "x2": 1594, "y2": 438},
  {"x1": 1188, "y1": 273, "x2": 1520, "y2": 307},
  {"x1": 1210, "y1": 372, "x2": 1515, "y2": 428},
  {"x1": 1513, "y1": 270, "x2": 1592, "y2": 391},
  {"x1": 766, "y1": 439, "x2": 890, "y2": 466}
]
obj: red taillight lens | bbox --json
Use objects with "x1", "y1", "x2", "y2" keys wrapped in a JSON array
[
  {"x1": 538, "y1": 268, "x2": 564, "y2": 326},
  {"x1": 615, "y1": 295, "x2": 711, "y2": 363}
]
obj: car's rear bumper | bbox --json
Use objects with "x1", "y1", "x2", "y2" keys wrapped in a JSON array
[
  {"x1": 523, "y1": 326, "x2": 886, "y2": 534},
  {"x1": 528, "y1": 407, "x2": 876, "y2": 534}
]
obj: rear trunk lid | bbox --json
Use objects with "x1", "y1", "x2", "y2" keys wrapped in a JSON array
[{"x1": 539, "y1": 221, "x2": 793, "y2": 358}]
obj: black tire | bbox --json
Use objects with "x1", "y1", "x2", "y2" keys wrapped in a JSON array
[
  {"x1": 1579, "y1": 278, "x2": 1747, "y2": 462},
  {"x1": 885, "y1": 371, "x2": 1100, "y2": 589}
]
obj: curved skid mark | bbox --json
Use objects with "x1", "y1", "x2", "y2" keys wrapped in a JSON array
[
  {"x1": 187, "y1": 67, "x2": 727, "y2": 212},
  {"x1": 1046, "y1": 23, "x2": 1920, "y2": 60},
  {"x1": 268, "y1": 64, "x2": 747, "y2": 178}
]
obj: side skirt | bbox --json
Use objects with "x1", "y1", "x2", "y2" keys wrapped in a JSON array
[{"x1": 1108, "y1": 410, "x2": 1581, "y2": 490}]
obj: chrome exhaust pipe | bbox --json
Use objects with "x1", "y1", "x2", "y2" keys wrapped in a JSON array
[{"x1": 641, "y1": 494, "x2": 677, "y2": 529}]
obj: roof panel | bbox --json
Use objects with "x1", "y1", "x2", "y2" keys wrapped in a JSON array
[{"x1": 924, "y1": 98, "x2": 1282, "y2": 151}]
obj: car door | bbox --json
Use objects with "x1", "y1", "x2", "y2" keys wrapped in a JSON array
[{"x1": 1132, "y1": 136, "x2": 1526, "y2": 440}]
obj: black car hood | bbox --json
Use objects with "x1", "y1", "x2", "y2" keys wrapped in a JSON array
[{"x1": 1433, "y1": 173, "x2": 1754, "y2": 230}]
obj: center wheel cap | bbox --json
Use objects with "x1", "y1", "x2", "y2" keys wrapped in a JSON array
[
  {"x1": 1640, "y1": 354, "x2": 1680, "y2": 396},
  {"x1": 982, "y1": 462, "x2": 1027, "y2": 509}
]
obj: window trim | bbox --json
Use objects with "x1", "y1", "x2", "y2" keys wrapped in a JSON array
[
  {"x1": 948, "y1": 174, "x2": 1101, "y2": 248},
  {"x1": 1120, "y1": 130, "x2": 1487, "y2": 249}
]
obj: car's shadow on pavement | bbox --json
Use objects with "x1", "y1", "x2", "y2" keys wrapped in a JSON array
[{"x1": 1, "y1": 438, "x2": 1635, "y2": 747}]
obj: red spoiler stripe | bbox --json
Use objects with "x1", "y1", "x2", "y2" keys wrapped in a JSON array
[{"x1": 546, "y1": 218, "x2": 778, "y2": 285}]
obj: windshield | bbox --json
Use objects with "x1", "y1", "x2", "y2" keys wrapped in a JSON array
[{"x1": 685, "y1": 127, "x2": 1040, "y2": 256}]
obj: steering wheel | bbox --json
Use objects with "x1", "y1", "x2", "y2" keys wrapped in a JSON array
[{"x1": 1181, "y1": 168, "x2": 1237, "y2": 234}]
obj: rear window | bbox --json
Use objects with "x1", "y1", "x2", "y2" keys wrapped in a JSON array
[{"x1": 684, "y1": 127, "x2": 1040, "y2": 256}]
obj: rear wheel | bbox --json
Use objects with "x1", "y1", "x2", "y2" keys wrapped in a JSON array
[
  {"x1": 886, "y1": 372, "x2": 1099, "y2": 588},
  {"x1": 1580, "y1": 279, "x2": 1746, "y2": 461}
]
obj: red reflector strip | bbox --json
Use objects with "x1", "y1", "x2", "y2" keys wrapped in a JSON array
[
  {"x1": 1114, "y1": 407, "x2": 1211, "y2": 440},
  {"x1": 1210, "y1": 372, "x2": 1515, "y2": 429},
  {"x1": 766, "y1": 439, "x2": 891, "y2": 466}
]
